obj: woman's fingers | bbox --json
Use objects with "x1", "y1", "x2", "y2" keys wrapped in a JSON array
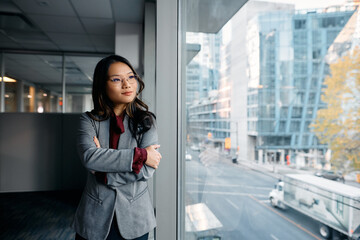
[
  {"x1": 93, "y1": 136, "x2": 101, "y2": 148},
  {"x1": 153, "y1": 144, "x2": 161, "y2": 150},
  {"x1": 145, "y1": 145, "x2": 162, "y2": 169}
]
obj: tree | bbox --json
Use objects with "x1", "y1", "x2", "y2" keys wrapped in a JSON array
[{"x1": 311, "y1": 48, "x2": 360, "y2": 171}]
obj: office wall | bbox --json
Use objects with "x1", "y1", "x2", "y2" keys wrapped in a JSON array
[
  {"x1": 0, "y1": 113, "x2": 86, "y2": 192},
  {"x1": 115, "y1": 22, "x2": 143, "y2": 72}
]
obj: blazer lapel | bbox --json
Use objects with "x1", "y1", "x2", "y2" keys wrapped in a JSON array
[
  {"x1": 118, "y1": 115, "x2": 133, "y2": 149},
  {"x1": 99, "y1": 118, "x2": 110, "y2": 148}
]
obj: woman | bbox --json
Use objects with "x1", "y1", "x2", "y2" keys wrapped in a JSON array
[{"x1": 72, "y1": 55, "x2": 161, "y2": 240}]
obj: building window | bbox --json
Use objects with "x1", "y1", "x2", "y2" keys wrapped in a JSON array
[
  {"x1": 294, "y1": 19, "x2": 306, "y2": 29},
  {"x1": 180, "y1": 1, "x2": 357, "y2": 239}
]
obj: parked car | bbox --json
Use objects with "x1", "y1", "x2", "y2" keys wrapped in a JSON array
[
  {"x1": 314, "y1": 170, "x2": 345, "y2": 183},
  {"x1": 185, "y1": 153, "x2": 192, "y2": 161},
  {"x1": 191, "y1": 145, "x2": 200, "y2": 151}
]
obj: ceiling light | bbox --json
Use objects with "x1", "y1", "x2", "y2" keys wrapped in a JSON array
[{"x1": 0, "y1": 77, "x2": 17, "y2": 82}]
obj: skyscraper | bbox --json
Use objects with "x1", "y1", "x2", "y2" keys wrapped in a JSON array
[{"x1": 247, "y1": 6, "x2": 355, "y2": 165}]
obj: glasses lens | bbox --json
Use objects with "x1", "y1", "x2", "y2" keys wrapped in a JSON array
[{"x1": 128, "y1": 75, "x2": 138, "y2": 83}]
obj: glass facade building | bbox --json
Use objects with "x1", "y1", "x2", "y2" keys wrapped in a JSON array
[
  {"x1": 187, "y1": 1, "x2": 295, "y2": 150},
  {"x1": 247, "y1": 8, "x2": 355, "y2": 164},
  {"x1": 186, "y1": 32, "x2": 227, "y2": 145}
]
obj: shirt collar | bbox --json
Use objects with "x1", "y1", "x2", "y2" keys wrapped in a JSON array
[{"x1": 110, "y1": 111, "x2": 125, "y2": 134}]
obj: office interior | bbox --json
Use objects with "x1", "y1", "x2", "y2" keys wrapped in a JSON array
[{"x1": 0, "y1": 0, "x2": 249, "y2": 239}]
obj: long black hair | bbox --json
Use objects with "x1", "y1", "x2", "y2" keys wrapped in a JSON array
[{"x1": 88, "y1": 55, "x2": 155, "y2": 141}]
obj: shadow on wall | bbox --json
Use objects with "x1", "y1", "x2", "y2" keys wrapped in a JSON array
[{"x1": 0, "y1": 113, "x2": 86, "y2": 192}]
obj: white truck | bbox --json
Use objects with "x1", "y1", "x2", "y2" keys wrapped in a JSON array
[{"x1": 269, "y1": 174, "x2": 360, "y2": 239}]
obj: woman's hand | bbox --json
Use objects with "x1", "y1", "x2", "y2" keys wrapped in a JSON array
[
  {"x1": 145, "y1": 145, "x2": 162, "y2": 169},
  {"x1": 94, "y1": 136, "x2": 100, "y2": 148}
]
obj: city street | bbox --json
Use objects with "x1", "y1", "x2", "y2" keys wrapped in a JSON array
[{"x1": 185, "y1": 149, "x2": 325, "y2": 240}]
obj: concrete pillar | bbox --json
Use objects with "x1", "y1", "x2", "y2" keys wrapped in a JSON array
[
  {"x1": 115, "y1": 22, "x2": 143, "y2": 72},
  {"x1": 156, "y1": 0, "x2": 178, "y2": 239},
  {"x1": 264, "y1": 151, "x2": 268, "y2": 164},
  {"x1": 16, "y1": 80, "x2": 24, "y2": 112},
  {"x1": 280, "y1": 150, "x2": 285, "y2": 165},
  {"x1": 143, "y1": 3, "x2": 156, "y2": 238},
  {"x1": 0, "y1": 53, "x2": 4, "y2": 112},
  {"x1": 258, "y1": 149, "x2": 263, "y2": 164}
]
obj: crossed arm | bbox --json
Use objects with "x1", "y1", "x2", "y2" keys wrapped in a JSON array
[
  {"x1": 77, "y1": 113, "x2": 162, "y2": 186},
  {"x1": 92, "y1": 136, "x2": 162, "y2": 185},
  {"x1": 93, "y1": 136, "x2": 161, "y2": 170}
]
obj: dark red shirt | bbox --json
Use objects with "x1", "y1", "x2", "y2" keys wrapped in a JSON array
[
  {"x1": 95, "y1": 113, "x2": 147, "y2": 184},
  {"x1": 109, "y1": 112, "x2": 147, "y2": 174}
]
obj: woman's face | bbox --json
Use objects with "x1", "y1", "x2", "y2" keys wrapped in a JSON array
[{"x1": 106, "y1": 62, "x2": 138, "y2": 109}]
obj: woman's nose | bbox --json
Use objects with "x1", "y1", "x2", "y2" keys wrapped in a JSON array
[{"x1": 122, "y1": 80, "x2": 130, "y2": 88}]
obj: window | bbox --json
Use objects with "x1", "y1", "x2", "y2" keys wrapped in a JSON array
[
  {"x1": 180, "y1": 1, "x2": 358, "y2": 239},
  {"x1": 1, "y1": 53, "x2": 101, "y2": 113},
  {"x1": 294, "y1": 19, "x2": 306, "y2": 29},
  {"x1": 4, "y1": 53, "x2": 63, "y2": 113}
]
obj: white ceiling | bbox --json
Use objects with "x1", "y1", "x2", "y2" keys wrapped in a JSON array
[
  {"x1": 0, "y1": 0, "x2": 145, "y2": 94},
  {"x1": 0, "y1": 0, "x2": 146, "y2": 52},
  {"x1": 0, "y1": 0, "x2": 248, "y2": 94}
]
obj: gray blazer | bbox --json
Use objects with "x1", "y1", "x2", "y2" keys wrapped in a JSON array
[{"x1": 72, "y1": 112, "x2": 157, "y2": 240}]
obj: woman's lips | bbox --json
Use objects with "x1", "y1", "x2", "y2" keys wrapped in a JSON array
[{"x1": 122, "y1": 91, "x2": 133, "y2": 96}]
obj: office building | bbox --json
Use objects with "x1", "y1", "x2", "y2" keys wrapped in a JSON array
[{"x1": 247, "y1": 7, "x2": 355, "y2": 165}]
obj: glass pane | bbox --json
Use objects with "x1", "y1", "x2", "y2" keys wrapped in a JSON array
[
  {"x1": 4, "y1": 53, "x2": 63, "y2": 113},
  {"x1": 181, "y1": 1, "x2": 359, "y2": 240},
  {"x1": 4, "y1": 79, "x2": 17, "y2": 112},
  {"x1": 64, "y1": 56, "x2": 101, "y2": 113}
]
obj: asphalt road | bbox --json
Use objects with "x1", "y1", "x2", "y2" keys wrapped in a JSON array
[{"x1": 185, "y1": 149, "x2": 325, "y2": 240}]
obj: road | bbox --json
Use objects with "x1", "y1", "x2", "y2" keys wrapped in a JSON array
[{"x1": 185, "y1": 148, "x2": 325, "y2": 240}]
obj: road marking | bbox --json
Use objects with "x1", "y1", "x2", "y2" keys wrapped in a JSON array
[
  {"x1": 187, "y1": 190, "x2": 268, "y2": 198},
  {"x1": 249, "y1": 195, "x2": 322, "y2": 240},
  {"x1": 185, "y1": 182, "x2": 272, "y2": 190},
  {"x1": 270, "y1": 234, "x2": 279, "y2": 240},
  {"x1": 226, "y1": 199, "x2": 239, "y2": 210}
]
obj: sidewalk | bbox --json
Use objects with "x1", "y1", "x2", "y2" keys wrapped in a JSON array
[
  {"x1": 237, "y1": 158, "x2": 360, "y2": 188},
  {"x1": 201, "y1": 148, "x2": 360, "y2": 188},
  {"x1": 237, "y1": 158, "x2": 314, "y2": 179}
]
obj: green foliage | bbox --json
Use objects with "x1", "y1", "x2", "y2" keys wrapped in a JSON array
[{"x1": 311, "y1": 48, "x2": 360, "y2": 171}]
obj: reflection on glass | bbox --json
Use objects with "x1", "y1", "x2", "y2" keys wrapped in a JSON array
[
  {"x1": 3, "y1": 77, "x2": 17, "y2": 112},
  {"x1": 64, "y1": 56, "x2": 100, "y2": 113},
  {"x1": 182, "y1": 0, "x2": 360, "y2": 239},
  {"x1": 2, "y1": 54, "x2": 99, "y2": 113},
  {"x1": 23, "y1": 85, "x2": 35, "y2": 112},
  {"x1": 3, "y1": 54, "x2": 63, "y2": 113}
]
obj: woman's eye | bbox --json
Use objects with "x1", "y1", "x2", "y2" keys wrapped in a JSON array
[
  {"x1": 129, "y1": 75, "x2": 136, "y2": 79},
  {"x1": 112, "y1": 78, "x2": 121, "y2": 82}
]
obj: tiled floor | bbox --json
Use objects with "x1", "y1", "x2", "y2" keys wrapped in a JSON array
[{"x1": 0, "y1": 190, "x2": 82, "y2": 240}]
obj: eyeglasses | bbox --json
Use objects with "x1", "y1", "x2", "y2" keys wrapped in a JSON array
[{"x1": 108, "y1": 75, "x2": 138, "y2": 85}]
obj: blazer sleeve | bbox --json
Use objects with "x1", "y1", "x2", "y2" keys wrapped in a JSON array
[
  {"x1": 106, "y1": 116, "x2": 158, "y2": 186},
  {"x1": 77, "y1": 113, "x2": 133, "y2": 173}
]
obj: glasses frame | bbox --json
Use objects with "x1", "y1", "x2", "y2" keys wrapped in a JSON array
[{"x1": 108, "y1": 74, "x2": 139, "y2": 85}]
